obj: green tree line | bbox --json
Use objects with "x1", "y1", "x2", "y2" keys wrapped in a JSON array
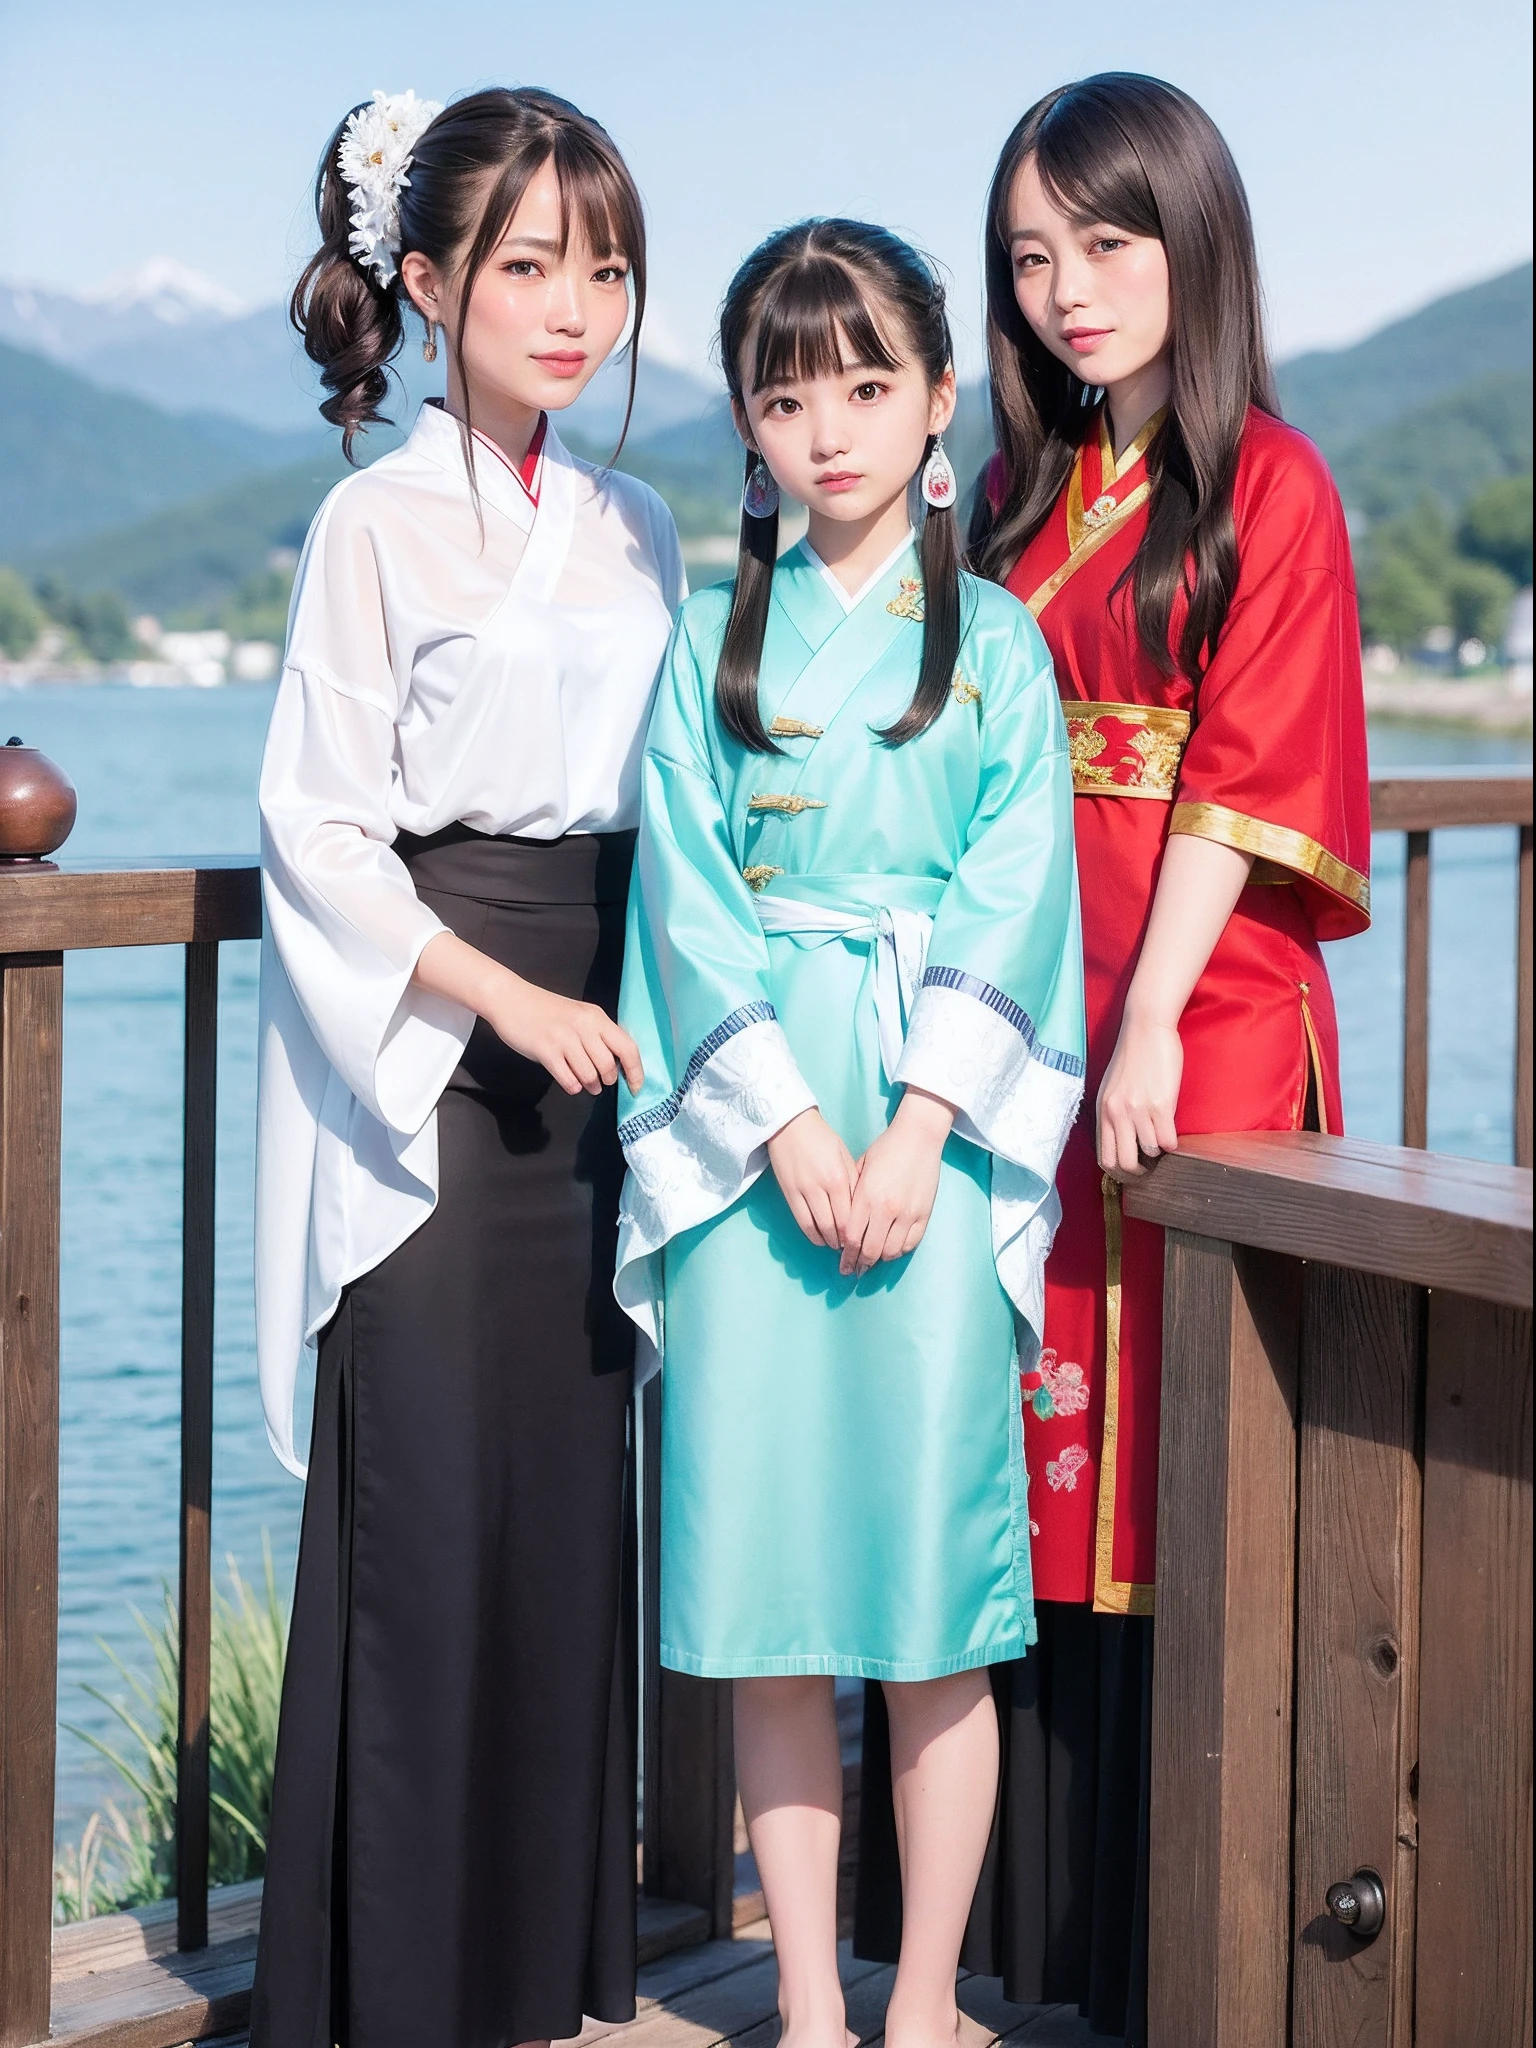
[
  {"x1": 0, "y1": 563, "x2": 296, "y2": 663},
  {"x1": 1355, "y1": 474, "x2": 1532, "y2": 655}
]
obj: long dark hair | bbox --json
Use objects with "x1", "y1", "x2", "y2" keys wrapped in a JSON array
[
  {"x1": 292, "y1": 87, "x2": 647, "y2": 464},
  {"x1": 974, "y1": 74, "x2": 1277, "y2": 681},
  {"x1": 716, "y1": 220, "x2": 961, "y2": 751}
]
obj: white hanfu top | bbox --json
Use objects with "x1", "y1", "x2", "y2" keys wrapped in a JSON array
[{"x1": 256, "y1": 401, "x2": 684, "y2": 1474}]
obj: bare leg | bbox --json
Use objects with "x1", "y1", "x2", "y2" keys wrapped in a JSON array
[
  {"x1": 734, "y1": 1675, "x2": 850, "y2": 2048},
  {"x1": 881, "y1": 1671, "x2": 999, "y2": 2048}
]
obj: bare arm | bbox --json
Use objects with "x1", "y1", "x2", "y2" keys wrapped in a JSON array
[
  {"x1": 413, "y1": 930, "x2": 642, "y2": 1098},
  {"x1": 1098, "y1": 833, "x2": 1253, "y2": 1176}
]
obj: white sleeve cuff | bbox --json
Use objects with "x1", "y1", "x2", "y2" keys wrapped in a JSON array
[
  {"x1": 894, "y1": 972, "x2": 1083, "y2": 1189},
  {"x1": 615, "y1": 1008, "x2": 815, "y2": 1356}
]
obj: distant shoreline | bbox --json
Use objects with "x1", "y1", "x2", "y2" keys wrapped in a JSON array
[
  {"x1": 1365, "y1": 666, "x2": 1532, "y2": 734},
  {"x1": 6, "y1": 660, "x2": 1532, "y2": 736}
]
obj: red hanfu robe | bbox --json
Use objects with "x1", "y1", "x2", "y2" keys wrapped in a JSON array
[{"x1": 1004, "y1": 405, "x2": 1371, "y2": 1610}]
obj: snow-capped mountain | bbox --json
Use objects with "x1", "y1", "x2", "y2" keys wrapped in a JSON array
[{"x1": 0, "y1": 258, "x2": 719, "y2": 438}]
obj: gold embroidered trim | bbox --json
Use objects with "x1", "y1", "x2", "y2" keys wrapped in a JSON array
[
  {"x1": 743, "y1": 864, "x2": 784, "y2": 893},
  {"x1": 1168, "y1": 801, "x2": 1371, "y2": 918},
  {"x1": 1098, "y1": 403, "x2": 1166, "y2": 488},
  {"x1": 1298, "y1": 981, "x2": 1330, "y2": 1136},
  {"x1": 1026, "y1": 480, "x2": 1151, "y2": 620},
  {"x1": 1065, "y1": 701, "x2": 1190, "y2": 800},
  {"x1": 769, "y1": 716, "x2": 825, "y2": 739},
  {"x1": 1094, "y1": 1174, "x2": 1155, "y2": 1617},
  {"x1": 886, "y1": 577, "x2": 925, "y2": 621},
  {"x1": 952, "y1": 669, "x2": 981, "y2": 706},
  {"x1": 1024, "y1": 412, "x2": 1164, "y2": 621},
  {"x1": 747, "y1": 793, "x2": 828, "y2": 817}
]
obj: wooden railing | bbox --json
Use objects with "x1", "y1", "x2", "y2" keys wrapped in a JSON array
[
  {"x1": 1369, "y1": 770, "x2": 1533, "y2": 1164},
  {"x1": 0, "y1": 860, "x2": 259, "y2": 2047},
  {"x1": 1130, "y1": 1130, "x2": 1532, "y2": 2046},
  {"x1": 0, "y1": 770, "x2": 1530, "y2": 2047}
]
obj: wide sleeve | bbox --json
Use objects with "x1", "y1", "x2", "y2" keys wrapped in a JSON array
[
  {"x1": 1168, "y1": 434, "x2": 1372, "y2": 940},
  {"x1": 893, "y1": 596, "x2": 1086, "y2": 1346},
  {"x1": 614, "y1": 604, "x2": 817, "y2": 1358},
  {"x1": 259, "y1": 494, "x2": 473, "y2": 1138}
]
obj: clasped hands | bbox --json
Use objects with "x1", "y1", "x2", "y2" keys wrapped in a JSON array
[{"x1": 767, "y1": 1088, "x2": 955, "y2": 1279}]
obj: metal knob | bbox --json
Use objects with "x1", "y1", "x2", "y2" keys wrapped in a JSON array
[{"x1": 1325, "y1": 1868, "x2": 1386, "y2": 1940}]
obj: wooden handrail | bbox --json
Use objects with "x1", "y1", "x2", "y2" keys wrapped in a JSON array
[
  {"x1": 1369, "y1": 767, "x2": 1533, "y2": 832},
  {"x1": 1124, "y1": 1129, "x2": 1533, "y2": 1310},
  {"x1": 0, "y1": 859, "x2": 261, "y2": 955}
]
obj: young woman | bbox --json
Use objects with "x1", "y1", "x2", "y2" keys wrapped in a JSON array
[
  {"x1": 859, "y1": 73, "x2": 1371, "y2": 2042},
  {"x1": 252, "y1": 87, "x2": 682, "y2": 2048},
  {"x1": 615, "y1": 221, "x2": 1083, "y2": 2048}
]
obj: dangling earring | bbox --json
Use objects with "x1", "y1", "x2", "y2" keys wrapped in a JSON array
[
  {"x1": 422, "y1": 319, "x2": 438, "y2": 364},
  {"x1": 742, "y1": 453, "x2": 779, "y2": 520},
  {"x1": 920, "y1": 433, "x2": 956, "y2": 510}
]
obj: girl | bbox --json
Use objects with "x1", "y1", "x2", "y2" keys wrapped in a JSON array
[
  {"x1": 615, "y1": 222, "x2": 1083, "y2": 2048},
  {"x1": 253, "y1": 87, "x2": 682, "y2": 2048},
  {"x1": 858, "y1": 74, "x2": 1371, "y2": 2043}
]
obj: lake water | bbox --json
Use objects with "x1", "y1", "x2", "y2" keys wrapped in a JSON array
[{"x1": 3, "y1": 682, "x2": 1527, "y2": 1839}]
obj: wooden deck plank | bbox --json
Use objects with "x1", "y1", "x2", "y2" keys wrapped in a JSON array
[{"x1": 52, "y1": 1883, "x2": 263, "y2": 1984}]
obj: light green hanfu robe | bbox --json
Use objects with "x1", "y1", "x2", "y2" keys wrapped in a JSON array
[{"x1": 616, "y1": 536, "x2": 1085, "y2": 1679}]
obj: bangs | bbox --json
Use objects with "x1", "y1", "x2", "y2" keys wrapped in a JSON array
[
  {"x1": 470, "y1": 131, "x2": 642, "y2": 275},
  {"x1": 547, "y1": 128, "x2": 641, "y2": 260},
  {"x1": 1018, "y1": 88, "x2": 1163, "y2": 241},
  {"x1": 746, "y1": 257, "x2": 904, "y2": 393}
]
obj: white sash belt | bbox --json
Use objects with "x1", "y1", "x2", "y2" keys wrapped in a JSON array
[{"x1": 753, "y1": 896, "x2": 933, "y2": 1082}]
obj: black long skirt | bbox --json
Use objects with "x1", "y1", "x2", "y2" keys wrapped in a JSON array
[
  {"x1": 250, "y1": 828, "x2": 639, "y2": 2048},
  {"x1": 854, "y1": 1605, "x2": 1151, "y2": 2045}
]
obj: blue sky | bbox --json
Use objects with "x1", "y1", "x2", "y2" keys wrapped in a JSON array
[{"x1": 1, "y1": 0, "x2": 1531, "y2": 374}]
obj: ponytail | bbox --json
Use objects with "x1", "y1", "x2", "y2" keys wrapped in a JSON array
[
  {"x1": 715, "y1": 219, "x2": 964, "y2": 753},
  {"x1": 290, "y1": 109, "x2": 404, "y2": 461}
]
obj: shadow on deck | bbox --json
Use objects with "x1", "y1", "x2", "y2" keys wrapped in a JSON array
[{"x1": 46, "y1": 1890, "x2": 1110, "y2": 2048}]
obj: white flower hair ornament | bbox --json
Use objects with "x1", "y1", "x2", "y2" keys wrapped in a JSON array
[{"x1": 337, "y1": 89, "x2": 444, "y2": 287}]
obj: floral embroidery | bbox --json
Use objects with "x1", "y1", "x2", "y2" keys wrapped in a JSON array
[
  {"x1": 1021, "y1": 1348, "x2": 1089, "y2": 1421},
  {"x1": 1064, "y1": 703, "x2": 1191, "y2": 799},
  {"x1": 1045, "y1": 1443, "x2": 1089, "y2": 1492},
  {"x1": 951, "y1": 668, "x2": 981, "y2": 706},
  {"x1": 1129, "y1": 722, "x2": 1186, "y2": 790},
  {"x1": 742, "y1": 864, "x2": 784, "y2": 893},
  {"x1": 1068, "y1": 719, "x2": 1109, "y2": 783},
  {"x1": 886, "y1": 577, "x2": 925, "y2": 621}
]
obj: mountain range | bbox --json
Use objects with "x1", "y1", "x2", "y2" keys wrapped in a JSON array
[{"x1": 2, "y1": 258, "x2": 1529, "y2": 615}]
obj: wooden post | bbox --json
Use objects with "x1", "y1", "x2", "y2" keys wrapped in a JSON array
[
  {"x1": 1290, "y1": 1265, "x2": 1423, "y2": 2045},
  {"x1": 0, "y1": 953, "x2": 64, "y2": 2048},
  {"x1": 1403, "y1": 829, "x2": 1431, "y2": 1149},
  {"x1": 176, "y1": 943, "x2": 218, "y2": 1953},
  {"x1": 1147, "y1": 1235, "x2": 1301, "y2": 2048},
  {"x1": 1415, "y1": 1290, "x2": 1534, "y2": 2047},
  {"x1": 1517, "y1": 823, "x2": 1532, "y2": 1171},
  {"x1": 638, "y1": 1371, "x2": 735, "y2": 1937}
]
